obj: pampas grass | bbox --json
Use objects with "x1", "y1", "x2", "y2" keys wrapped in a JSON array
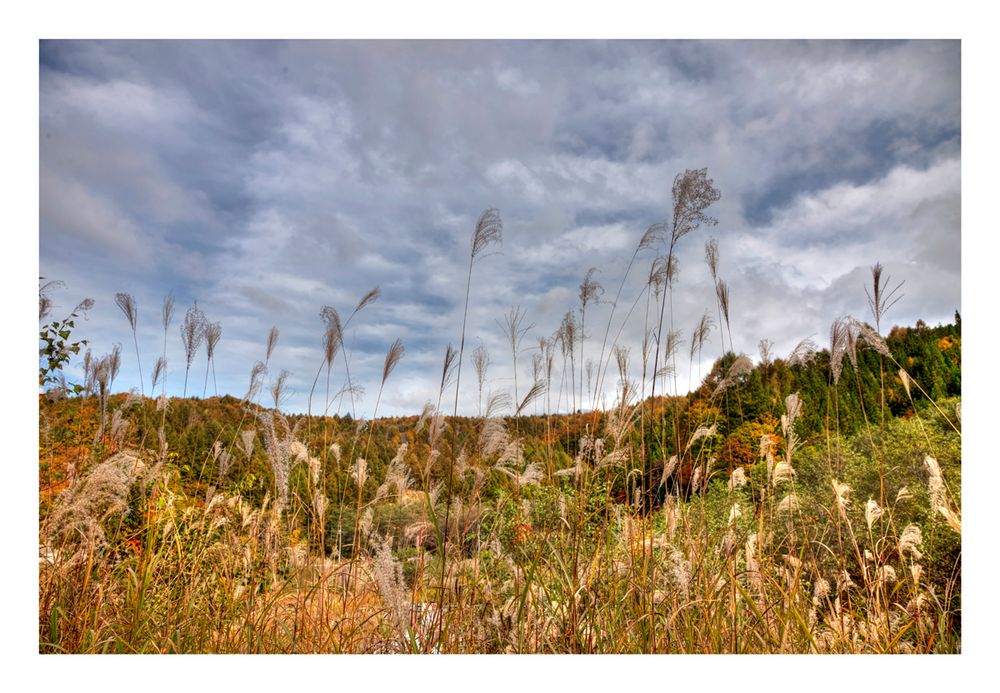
[
  {"x1": 202, "y1": 321, "x2": 222, "y2": 397},
  {"x1": 472, "y1": 344, "x2": 490, "y2": 417},
  {"x1": 496, "y1": 305, "x2": 533, "y2": 407},
  {"x1": 578, "y1": 268, "x2": 603, "y2": 408},
  {"x1": 180, "y1": 303, "x2": 206, "y2": 397},
  {"x1": 114, "y1": 293, "x2": 144, "y2": 396}
]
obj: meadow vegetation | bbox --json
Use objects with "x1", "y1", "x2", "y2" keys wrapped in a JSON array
[{"x1": 38, "y1": 170, "x2": 961, "y2": 653}]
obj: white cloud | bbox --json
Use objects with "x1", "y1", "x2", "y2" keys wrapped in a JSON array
[{"x1": 39, "y1": 40, "x2": 961, "y2": 416}]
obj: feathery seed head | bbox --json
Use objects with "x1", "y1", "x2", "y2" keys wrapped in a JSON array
[
  {"x1": 829, "y1": 317, "x2": 849, "y2": 385},
  {"x1": 716, "y1": 279, "x2": 730, "y2": 324},
  {"x1": 244, "y1": 360, "x2": 267, "y2": 402},
  {"x1": 114, "y1": 292, "x2": 137, "y2": 331},
  {"x1": 712, "y1": 354, "x2": 752, "y2": 398},
  {"x1": 471, "y1": 208, "x2": 503, "y2": 259},
  {"x1": 439, "y1": 343, "x2": 458, "y2": 397},
  {"x1": 728, "y1": 467, "x2": 747, "y2": 491},
  {"x1": 771, "y1": 461, "x2": 796, "y2": 486},
  {"x1": 938, "y1": 505, "x2": 962, "y2": 534},
  {"x1": 162, "y1": 293, "x2": 175, "y2": 332},
  {"x1": 924, "y1": 455, "x2": 946, "y2": 511},
  {"x1": 319, "y1": 307, "x2": 342, "y2": 367},
  {"x1": 850, "y1": 317, "x2": 892, "y2": 358},
  {"x1": 705, "y1": 237, "x2": 720, "y2": 280},
  {"x1": 876, "y1": 565, "x2": 897, "y2": 587},
  {"x1": 898, "y1": 524, "x2": 924, "y2": 560},
  {"x1": 685, "y1": 424, "x2": 717, "y2": 452},
  {"x1": 648, "y1": 256, "x2": 670, "y2": 295},
  {"x1": 181, "y1": 303, "x2": 207, "y2": 368},
  {"x1": 515, "y1": 380, "x2": 546, "y2": 416},
  {"x1": 690, "y1": 312, "x2": 715, "y2": 359},
  {"x1": 639, "y1": 222, "x2": 666, "y2": 252},
  {"x1": 864, "y1": 499, "x2": 884, "y2": 530},
  {"x1": 204, "y1": 321, "x2": 222, "y2": 359},
  {"x1": 659, "y1": 455, "x2": 679, "y2": 487},
  {"x1": 382, "y1": 338, "x2": 405, "y2": 385},
  {"x1": 832, "y1": 479, "x2": 851, "y2": 517},
  {"x1": 579, "y1": 267, "x2": 604, "y2": 309},
  {"x1": 265, "y1": 327, "x2": 280, "y2": 363},
  {"x1": 813, "y1": 577, "x2": 831, "y2": 604},
  {"x1": 350, "y1": 458, "x2": 368, "y2": 490},
  {"x1": 670, "y1": 168, "x2": 721, "y2": 247},
  {"x1": 777, "y1": 493, "x2": 800, "y2": 513},
  {"x1": 354, "y1": 286, "x2": 381, "y2": 315},
  {"x1": 270, "y1": 369, "x2": 291, "y2": 409},
  {"x1": 472, "y1": 344, "x2": 490, "y2": 392},
  {"x1": 151, "y1": 356, "x2": 167, "y2": 391},
  {"x1": 239, "y1": 429, "x2": 256, "y2": 460},
  {"x1": 787, "y1": 338, "x2": 818, "y2": 366}
]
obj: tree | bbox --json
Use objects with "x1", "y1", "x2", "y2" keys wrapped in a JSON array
[{"x1": 39, "y1": 280, "x2": 93, "y2": 396}]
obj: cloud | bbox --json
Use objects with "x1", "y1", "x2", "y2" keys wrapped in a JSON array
[{"x1": 39, "y1": 40, "x2": 960, "y2": 416}]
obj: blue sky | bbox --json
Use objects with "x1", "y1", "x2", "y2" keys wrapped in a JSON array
[{"x1": 38, "y1": 40, "x2": 961, "y2": 416}]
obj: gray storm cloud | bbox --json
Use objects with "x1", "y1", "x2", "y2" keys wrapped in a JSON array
[{"x1": 39, "y1": 40, "x2": 960, "y2": 416}]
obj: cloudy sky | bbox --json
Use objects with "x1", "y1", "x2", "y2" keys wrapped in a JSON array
[{"x1": 39, "y1": 40, "x2": 960, "y2": 416}]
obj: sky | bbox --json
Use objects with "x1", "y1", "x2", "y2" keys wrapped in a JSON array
[{"x1": 38, "y1": 39, "x2": 961, "y2": 417}]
